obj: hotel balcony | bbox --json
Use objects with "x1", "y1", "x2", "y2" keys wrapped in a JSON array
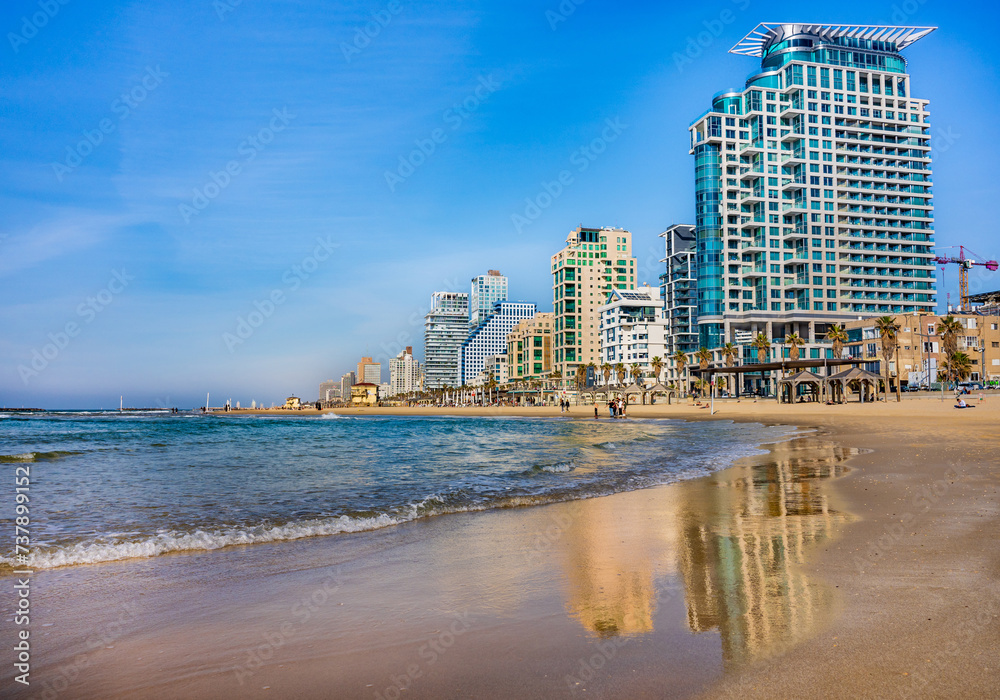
[{"x1": 781, "y1": 176, "x2": 806, "y2": 191}]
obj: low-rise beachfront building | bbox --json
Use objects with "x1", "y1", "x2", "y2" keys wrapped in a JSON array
[
  {"x1": 598, "y1": 285, "x2": 669, "y2": 385},
  {"x1": 389, "y1": 346, "x2": 423, "y2": 397},
  {"x1": 460, "y1": 301, "x2": 536, "y2": 386},
  {"x1": 424, "y1": 291, "x2": 470, "y2": 389},
  {"x1": 552, "y1": 226, "x2": 638, "y2": 392},
  {"x1": 350, "y1": 382, "x2": 379, "y2": 406},
  {"x1": 506, "y1": 312, "x2": 554, "y2": 384},
  {"x1": 471, "y1": 354, "x2": 508, "y2": 387},
  {"x1": 842, "y1": 312, "x2": 1000, "y2": 386},
  {"x1": 284, "y1": 396, "x2": 301, "y2": 409}
]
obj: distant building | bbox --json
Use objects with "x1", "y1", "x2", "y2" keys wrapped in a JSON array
[
  {"x1": 389, "y1": 346, "x2": 423, "y2": 397},
  {"x1": 659, "y1": 224, "x2": 698, "y2": 356},
  {"x1": 424, "y1": 291, "x2": 470, "y2": 389},
  {"x1": 551, "y1": 226, "x2": 637, "y2": 390},
  {"x1": 472, "y1": 353, "x2": 507, "y2": 387},
  {"x1": 318, "y1": 380, "x2": 339, "y2": 402},
  {"x1": 461, "y1": 301, "x2": 536, "y2": 386},
  {"x1": 350, "y1": 383, "x2": 379, "y2": 406},
  {"x1": 506, "y1": 312, "x2": 554, "y2": 383},
  {"x1": 284, "y1": 396, "x2": 301, "y2": 409},
  {"x1": 842, "y1": 312, "x2": 1000, "y2": 386},
  {"x1": 356, "y1": 357, "x2": 381, "y2": 385},
  {"x1": 340, "y1": 371, "x2": 356, "y2": 400},
  {"x1": 598, "y1": 285, "x2": 669, "y2": 385},
  {"x1": 470, "y1": 270, "x2": 508, "y2": 330}
]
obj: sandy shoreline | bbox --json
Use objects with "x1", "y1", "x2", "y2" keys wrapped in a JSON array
[{"x1": 4, "y1": 401, "x2": 998, "y2": 699}]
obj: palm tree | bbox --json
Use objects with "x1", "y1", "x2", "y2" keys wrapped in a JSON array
[
  {"x1": 548, "y1": 369, "x2": 562, "y2": 396},
  {"x1": 630, "y1": 363, "x2": 643, "y2": 385},
  {"x1": 486, "y1": 371, "x2": 497, "y2": 404},
  {"x1": 785, "y1": 332, "x2": 805, "y2": 361},
  {"x1": 937, "y1": 316, "x2": 964, "y2": 388},
  {"x1": 941, "y1": 352, "x2": 973, "y2": 384},
  {"x1": 874, "y1": 316, "x2": 901, "y2": 402},
  {"x1": 671, "y1": 349, "x2": 688, "y2": 397},
  {"x1": 751, "y1": 332, "x2": 770, "y2": 363},
  {"x1": 600, "y1": 362, "x2": 612, "y2": 386},
  {"x1": 614, "y1": 362, "x2": 626, "y2": 386},
  {"x1": 826, "y1": 324, "x2": 848, "y2": 360},
  {"x1": 720, "y1": 343, "x2": 738, "y2": 395},
  {"x1": 574, "y1": 365, "x2": 587, "y2": 404},
  {"x1": 695, "y1": 347, "x2": 712, "y2": 398},
  {"x1": 650, "y1": 356, "x2": 663, "y2": 385}
]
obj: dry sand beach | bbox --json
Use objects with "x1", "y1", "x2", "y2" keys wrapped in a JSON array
[{"x1": 8, "y1": 399, "x2": 999, "y2": 699}]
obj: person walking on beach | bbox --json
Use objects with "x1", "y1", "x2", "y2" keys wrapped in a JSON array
[
  {"x1": 594, "y1": 405, "x2": 599, "y2": 419},
  {"x1": 608, "y1": 399, "x2": 614, "y2": 419}
]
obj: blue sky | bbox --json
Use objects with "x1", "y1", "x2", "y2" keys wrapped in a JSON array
[{"x1": 2, "y1": 0, "x2": 998, "y2": 408}]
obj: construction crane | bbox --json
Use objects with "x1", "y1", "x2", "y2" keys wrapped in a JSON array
[{"x1": 933, "y1": 246, "x2": 999, "y2": 311}]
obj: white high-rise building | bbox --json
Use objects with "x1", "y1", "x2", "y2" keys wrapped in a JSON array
[
  {"x1": 689, "y1": 23, "x2": 937, "y2": 357},
  {"x1": 469, "y1": 270, "x2": 508, "y2": 330},
  {"x1": 461, "y1": 301, "x2": 536, "y2": 386},
  {"x1": 424, "y1": 291, "x2": 470, "y2": 389},
  {"x1": 598, "y1": 285, "x2": 669, "y2": 385},
  {"x1": 389, "y1": 346, "x2": 423, "y2": 396}
]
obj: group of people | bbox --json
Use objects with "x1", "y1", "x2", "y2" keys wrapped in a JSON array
[{"x1": 602, "y1": 396, "x2": 628, "y2": 419}]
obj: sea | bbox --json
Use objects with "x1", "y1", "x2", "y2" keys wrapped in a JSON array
[{"x1": 0, "y1": 411, "x2": 799, "y2": 571}]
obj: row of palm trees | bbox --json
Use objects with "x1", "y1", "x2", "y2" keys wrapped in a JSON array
[{"x1": 406, "y1": 316, "x2": 974, "y2": 405}]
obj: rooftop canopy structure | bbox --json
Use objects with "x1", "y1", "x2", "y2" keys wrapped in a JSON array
[{"x1": 730, "y1": 23, "x2": 937, "y2": 57}]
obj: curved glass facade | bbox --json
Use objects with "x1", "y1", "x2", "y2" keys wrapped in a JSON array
[
  {"x1": 687, "y1": 23, "x2": 936, "y2": 353},
  {"x1": 694, "y1": 143, "x2": 723, "y2": 347}
]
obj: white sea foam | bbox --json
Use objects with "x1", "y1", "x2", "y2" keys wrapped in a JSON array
[
  {"x1": 540, "y1": 462, "x2": 575, "y2": 473},
  {"x1": 6, "y1": 512, "x2": 412, "y2": 570}
]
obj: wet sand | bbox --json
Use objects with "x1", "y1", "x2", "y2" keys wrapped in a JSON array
[{"x1": 5, "y1": 400, "x2": 999, "y2": 699}]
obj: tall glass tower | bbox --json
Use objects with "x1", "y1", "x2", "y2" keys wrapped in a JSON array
[{"x1": 689, "y1": 24, "x2": 937, "y2": 357}]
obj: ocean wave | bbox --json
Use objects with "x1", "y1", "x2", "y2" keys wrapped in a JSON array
[
  {"x1": 0, "y1": 450, "x2": 83, "y2": 463},
  {"x1": 593, "y1": 442, "x2": 617, "y2": 450},
  {"x1": 527, "y1": 461, "x2": 576, "y2": 474}
]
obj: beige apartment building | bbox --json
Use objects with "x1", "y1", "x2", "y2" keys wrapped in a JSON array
[
  {"x1": 551, "y1": 227, "x2": 638, "y2": 390},
  {"x1": 843, "y1": 312, "x2": 1000, "y2": 386},
  {"x1": 506, "y1": 312, "x2": 554, "y2": 383}
]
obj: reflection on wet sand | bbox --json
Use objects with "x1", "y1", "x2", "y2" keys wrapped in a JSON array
[
  {"x1": 559, "y1": 436, "x2": 854, "y2": 666},
  {"x1": 679, "y1": 439, "x2": 854, "y2": 667}
]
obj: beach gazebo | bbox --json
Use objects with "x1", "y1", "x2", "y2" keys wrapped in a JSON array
[
  {"x1": 778, "y1": 370, "x2": 825, "y2": 404},
  {"x1": 622, "y1": 383, "x2": 646, "y2": 404},
  {"x1": 645, "y1": 383, "x2": 674, "y2": 405},
  {"x1": 825, "y1": 367, "x2": 883, "y2": 403}
]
